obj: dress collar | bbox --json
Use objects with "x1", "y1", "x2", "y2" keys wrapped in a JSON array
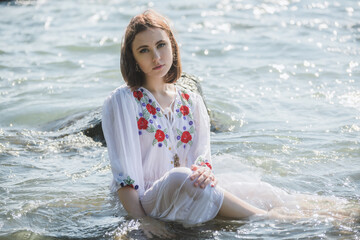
[{"x1": 139, "y1": 85, "x2": 179, "y2": 114}]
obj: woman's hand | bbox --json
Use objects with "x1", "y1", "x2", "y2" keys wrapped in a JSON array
[
  {"x1": 190, "y1": 164, "x2": 218, "y2": 188},
  {"x1": 140, "y1": 216, "x2": 174, "y2": 239}
]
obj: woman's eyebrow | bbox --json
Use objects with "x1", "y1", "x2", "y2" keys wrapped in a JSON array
[
  {"x1": 136, "y1": 40, "x2": 165, "y2": 51},
  {"x1": 136, "y1": 45, "x2": 148, "y2": 50}
]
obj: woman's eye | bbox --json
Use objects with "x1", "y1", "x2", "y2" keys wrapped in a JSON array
[
  {"x1": 158, "y1": 43, "x2": 166, "y2": 48},
  {"x1": 139, "y1": 48, "x2": 149, "y2": 53}
]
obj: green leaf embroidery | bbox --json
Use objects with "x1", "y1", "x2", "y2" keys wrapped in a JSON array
[
  {"x1": 143, "y1": 109, "x2": 150, "y2": 120},
  {"x1": 195, "y1": 156, "x2": 204, "y2": 165},
  {"x1": 152, "y1": 138, "x2": 157, "y2": 146},
  {"x1": 139, "y1": 97, "x2": 145, "y2": 104},
  {"x1": 176, "y1": 128, "x2": 183, "y2": 136},
  {"x1": 189, "y1": 126, "x2": 195, "y2": 134},
  {"x1": 147, "y1": 125, "x2": 156, "y2": 133},
  {"x1": 123, "y1": 176, "x2": 135, "y2": 185}
]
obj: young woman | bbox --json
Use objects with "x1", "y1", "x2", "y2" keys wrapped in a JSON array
[{"x1": 101, "y1": 9, "x2": 267, "y2": 238}]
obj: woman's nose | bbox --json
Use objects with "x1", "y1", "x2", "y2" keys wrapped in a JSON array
[{"x1": 152, "y1": 49, "x2": 160, "y2": 61}]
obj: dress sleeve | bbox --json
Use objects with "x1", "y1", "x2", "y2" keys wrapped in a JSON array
[
  {"x1": 102, "y1": 87, "x2": 145, "y2": 195},
  {"x1": 187, "y1": 92, "x2": 213, "y2": 171}
]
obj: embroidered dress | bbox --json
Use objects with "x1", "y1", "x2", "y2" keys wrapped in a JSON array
[{"x1": 102, "y1": 84, "x2": 224, "y2": 225}]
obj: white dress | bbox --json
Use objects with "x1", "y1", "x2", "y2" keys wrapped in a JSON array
[{"x1": 102, "y1": 84, "x2": 224, "y2": 225}]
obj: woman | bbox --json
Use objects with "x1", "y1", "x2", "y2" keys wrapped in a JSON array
[
  {"x1": 103, "y1": 9, "x2": 360, "y2": 238},
  {"x1": 102, "y1": 9, "x2": 267, "y2": 238}
]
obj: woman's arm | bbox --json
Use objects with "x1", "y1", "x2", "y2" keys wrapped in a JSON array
[
  {"x1": 117, "y1": 186, "x2": 146, "y2": 217},
  {"x1": 118, "y1": 186, "x2": 175, "y2": 239},
  {"x1": 102, "y1": 88, "x2": 145, "y2": 195}
]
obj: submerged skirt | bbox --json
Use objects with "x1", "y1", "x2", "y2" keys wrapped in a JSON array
[{"x1": 140, "y1": 167, "x2": 224, "y2": 226}]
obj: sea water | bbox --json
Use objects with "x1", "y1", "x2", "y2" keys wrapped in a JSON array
[{"x1": 0, "y1": 0, "x2": 359, "y2": 239}]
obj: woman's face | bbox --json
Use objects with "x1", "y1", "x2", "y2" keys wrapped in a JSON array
[{"x1": 131, "y1": 27, "x2": 173, "y2": 82}]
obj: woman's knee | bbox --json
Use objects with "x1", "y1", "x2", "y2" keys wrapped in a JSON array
[
  {"x1": 166, "y1": 167, "x2": 192, "y2": 188},
  {"x1": 166, "y1": 167, "x2": 216, "y2": 199}
]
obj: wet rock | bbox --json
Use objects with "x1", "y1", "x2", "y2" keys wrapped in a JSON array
[{"x1": 46, "y1": 73, "x2": 218, "y2": 147}]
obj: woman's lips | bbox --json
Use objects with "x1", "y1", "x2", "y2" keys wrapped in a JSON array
[{"x1": 153, "y1": 64, "x2": 164, "y2": 70}]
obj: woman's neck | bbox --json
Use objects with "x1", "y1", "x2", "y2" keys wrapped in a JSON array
[
  {"x1": 143, "y1": 77, "x2": 173, "y2": 95},
  {"x1": 142, "y1": 77, "x2": 176, "y2": 110}
]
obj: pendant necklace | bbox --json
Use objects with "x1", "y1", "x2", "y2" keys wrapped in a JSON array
[{"x1": 173, "y1": 153, "x2": 180, "y2": 167}]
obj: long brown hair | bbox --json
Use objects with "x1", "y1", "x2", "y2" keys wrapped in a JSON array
[{"x1": 120, "y1": 10, "x2": 182, "y2": 90}]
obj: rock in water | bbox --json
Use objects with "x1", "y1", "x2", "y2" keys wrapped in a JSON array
[
  {"x1": 47, "y1": 73, "x2": 207, "y2": 147},
  {"x1": 45, "y1": 73, "x2": 229, "y2": 146}
]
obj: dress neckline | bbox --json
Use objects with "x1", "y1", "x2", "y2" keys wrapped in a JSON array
[{"x1": 140, "y1": 85, "x2": 179, "y2": 115}]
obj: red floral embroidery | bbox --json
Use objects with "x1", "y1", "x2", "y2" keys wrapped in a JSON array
[
  {"x1": 133, "y1": 91, "x2": 143, "y2": 101},
  {"x1": 181, "y1": 93, "x2": 190, "y2": 101},
  {"x1": 155, "y1": 129, "x2": 165, "y2": 142},
  {"x1": 146, "y1": 104, "x2": 157, "y2": 115},
  {"x1": 180, "y1": 105, "x2": 189, "y2": 116},
  {"x1": 137, "y1": 117, "x2": 148, "y2": 130},
  {"x1": 181, "y1": 131, "x2": 192, "y2": 143},
  {"x1": 201, "y1": 162, "x2": 212, "y2": 170}
]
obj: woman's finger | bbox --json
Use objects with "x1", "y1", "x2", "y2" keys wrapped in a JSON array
[
  {"x1": 190, "y1": 164, "x2": 198, "y2": 171},
  {"x1": 151, "y1": 228, "x2": 166, "y2": 239},
  {"x1": 156, "y1": 228, "x2": 174, "y2": 239},
  {"x1": 143, "y1": 229, "x2": 153, "y2": 238},
  {"x1": 163, "y1": 230, "x2": 175, "y2": 239},
  {"x1": 190, "y1": 166, "x2": 205, "y2": 180},
  {"x1": 200, "y1": 175, "x2": 213, "y2": 188},
  {"x1": 194, "y1": 170, "x2": 208, "y2": 184},
  {"x1": 211, "y1": 178, "x2": 218, "y2": 187},
  {"x1": 194, "y1": 169, "x2": 212, "y2": 187}
]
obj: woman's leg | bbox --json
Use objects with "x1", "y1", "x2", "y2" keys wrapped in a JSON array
[
  {"x1": 141, "y1": 167, "x2": 224, "y2": 225},
  {"x1": 142, "y1": 167, "x2": 266, "y2": 222},
  {"x1": 217, "y1": 189, "x2": 267, "y2": 219}
]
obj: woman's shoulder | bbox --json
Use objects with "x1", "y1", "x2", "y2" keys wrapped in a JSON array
[
  {"x1": 105, "y1": 84, "x2": 133, "y2": 100},
  {"x1": 176, "y1": 84, "x2": 200, "y2": 97},
  {"x1": 102, "y1": 85, "x2": 137, "y2": 111},
  {"x1": 176, "y1": 85, "x2": 203, "y2": 106}
]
